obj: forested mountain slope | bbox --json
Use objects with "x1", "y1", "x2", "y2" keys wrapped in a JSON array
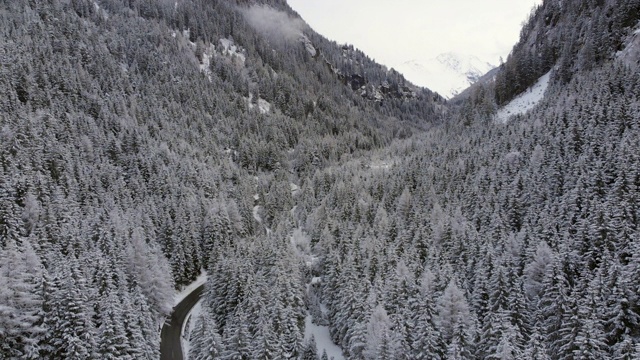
[
  {"x1": 0, "y1": 0, "x2": 441, "y2": 358},
  {"x1": 461, "y1": 0, "x2": 640, "y2": 121},
  {"x1": 291, "y1": 63, "x2": 640, "y2": 359},
  {"x1": 260, "y1": 0, "x2": 640, "y2": 358},
  {"x1": 495, "y1": 0, "x2": 640, "y2": 103}
]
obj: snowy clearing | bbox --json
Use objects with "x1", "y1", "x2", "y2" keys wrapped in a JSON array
[
  {"x1": 253, "y1": 205, "x2": 272, "y2": 235},
  {"x1": 183, "y1": 29, "x2": 196, "y2": 49},
  {"x1": 304, "y1": 315, "x2": 345, "y2": 360},
  {"x1": 199, "y1": 44, "x2": 215, "y2": 76},
  {"x1": 181, "y1": 300, "x2": 202, "y2": 360},
  {"x1": 246, "y1": 94, "x2": 272, "y2": 114},
  {"x1": 257, "y1": 98, "x2": 271, "y2": 114},
  {"x1": 252, "y1": 205, "x2": 263, "y2": 223},
  {"x1": 174, "y1": 271, "x2": 207, "y2": 306},
  {"x1": 219, "y1": 38, "x2": 246, "y2": 64},
  {"x1": 495, "y1": 71, "x2": 551, "y2": 123}
]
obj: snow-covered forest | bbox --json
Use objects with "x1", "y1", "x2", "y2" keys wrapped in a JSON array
[{"x1": 1, "y1": 0, "x2": 639, "y2": 359}]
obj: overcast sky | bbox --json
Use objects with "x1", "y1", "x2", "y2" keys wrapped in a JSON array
[{"x1": 287, "y1": 0, "x2": 542, "y2": 67}]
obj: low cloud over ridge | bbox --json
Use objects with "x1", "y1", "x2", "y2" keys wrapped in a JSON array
[{"x1": 241, "y1": 5, "x2": 307, "y2": 44}]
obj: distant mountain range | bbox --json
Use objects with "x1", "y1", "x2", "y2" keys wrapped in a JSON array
[{"x1": 396, "y1": 52, "x2": 495, "y2": 98}]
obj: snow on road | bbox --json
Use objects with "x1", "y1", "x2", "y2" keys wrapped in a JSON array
[
  {"x1": 181, "y1": 300, "x2": 202, "y2": 360},
  {"x1": 495, "y1": 71, "x2": 551, "y2": 123},
  {"x1": 174, "y1": 271, "x2": 207, "y2": 306}
]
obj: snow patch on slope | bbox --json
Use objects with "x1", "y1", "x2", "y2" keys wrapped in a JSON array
[
  {"x1": 219, "y1": 38, "x2": 246, "y2": 64},
  {"x1": 246, "y1": 94, "x2": 272, "y2": 114},
  {"x1": 495, "y1": 71, "x2": 551, "y2": 123},
  {"x1": 199, "y1": 44, "x2": 216, "y2": 79},
  {"x1": 300, "y1": 34, "x2": 317, "y2": 57},
  {"x1": 617, "y1": 22, "x2": 640, "y2": 66},
  {"x1": 183, "y1": 29, "x2": 196, "y2": 48},
  {"x1": 304, "y1": 315, "x2": 345, "y2": 360},
  {"x1": 396, "y1": 52, "x2": 494, "y2": 98},
  {"x1": 93, "y1": 1, "x2": 108, "y2": 19},
  {"x1": 257, "y1": 99, "x2": 271, "y2": 113}
]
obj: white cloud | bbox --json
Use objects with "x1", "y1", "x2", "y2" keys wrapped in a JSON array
[{"x1": 241, "y1": 5, "x2": 307, "y2": 45}]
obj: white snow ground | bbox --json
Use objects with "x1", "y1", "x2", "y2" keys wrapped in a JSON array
[
  {"x1": 219, "y1": 38, "x2": 246, "y2": 64},
  {"x1": 495, "y1": 71, "x2": 551, "y2": 123},
  {"x1": 257, "y1": 98, "x2": 271, "y2": 114},
  {"x1": 246, "y1": 94, "x2": 272, "y2": 114},
  {"x1": 369, "y1": 161, "x2": 392, "y2": 170},
  {"x1": 174, "y1": 271, "x2": 207, "y2": 306},
  {"x1": 181, "y1": 300, "x2": 202, "y2": 360},
  {"x1": 616, "y1": 22, "x2": 640, "y2": 66},
  {"x1": 304, "y1": 315, "x2": 345, "y2": 360},
  {"x1": 290, "y1": 182, "x2": 300, "y2": 196},
  {"x1": 252, "y1": 205, "x2": 263, "y2": 224}
]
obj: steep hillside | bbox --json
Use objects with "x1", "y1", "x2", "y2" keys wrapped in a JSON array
[
  {"x1": 268, "y1": 2, "x2": 640, "y2": 358},
  {"x1": 457, "y1": 0, "x2": 640, "y2": 124},
  {"x1": 0, "y1": 0, "x2": 442, "y2": 358},
  {"x1": 493, "y1": 0, "x2": 640, "y2": 105},
  {"x1": 2, "y1": 0, "x2": 640, "y2": 359}
]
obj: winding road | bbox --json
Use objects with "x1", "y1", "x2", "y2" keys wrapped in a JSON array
[{"x1": 160, "y1": 284, "x2": 205, "y2": 360}]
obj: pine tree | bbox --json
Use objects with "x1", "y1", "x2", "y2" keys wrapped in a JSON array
[
  {"x1": 522, "y1": 326, "x2": 550, "y2": 360},
  {"x1": 300, "y1": 335, "x2": 319, "y2": 360},
  {"x1": 488, "y1": 322, "x2": 522, "y2": 360},
  {"x1": 364, "y1": 304, "x2": 392, "y2": 360},
  {"x1": 0, "y1": 238, "x2": 45, "y2": 359},
  {"x1": 42, "y1": 259, "x2": 98, "y2": 359},
  {"x1": 437, "y1": 280, "x2": 473, "y2": 346},
  {"x1": 96, "y1": 292, "x2": 132, "y2": 359},
  {"x1": 446, "y1": 321, "x2": 474, "y2": 360},
  {"x1": 538, "y1": 259, "x2": 571, "y2": 358},
  {"x1": 411, "y1": 269, "x2": 444, "y2": 359},
  {"x1": 189, "y1": 307, "x2": 223, "y2": 360},
  {"x1": 221, "y1": 311, "x2": 252, "y2": 360},
  {"x1": 602, "y1": 260, "x2": 640, "y2": 348}
]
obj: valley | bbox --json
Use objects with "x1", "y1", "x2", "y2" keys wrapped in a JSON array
[{"x1": 1, "y1": 0, "x2": 639, "y2": 359}]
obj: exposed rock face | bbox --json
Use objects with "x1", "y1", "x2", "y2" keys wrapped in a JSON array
[
  {"x1": 617, "y1": 25, "x2": 640, "y2": 66},
  {"x1": 308, "y1": 41, "x2": 417, "y2": 103}
]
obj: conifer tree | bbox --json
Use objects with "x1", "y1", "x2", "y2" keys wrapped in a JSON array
[{"x1": 189, "y1": 307, "x2": 224, "y2": 360}]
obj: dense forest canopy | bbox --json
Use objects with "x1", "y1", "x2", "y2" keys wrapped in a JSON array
[{"x1": 1, "y1": 0, "x2": 639, "y2": 359}]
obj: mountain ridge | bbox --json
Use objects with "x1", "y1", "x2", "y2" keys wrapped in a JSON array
[{"x1": 396, "y1": 52, "x2": 494, "y2": 98}]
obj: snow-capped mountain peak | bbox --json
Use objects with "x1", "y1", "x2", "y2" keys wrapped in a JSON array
[{"x1": 396, "y1": 52, "x2": 495, "y2": 98}]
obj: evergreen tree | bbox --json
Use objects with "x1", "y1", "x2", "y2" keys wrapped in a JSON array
[
  {"x1": 0, "y1": 238, "x2": 45, "y2": 359},
  {"x1": 189, "y1": 307, "x2": 224, "y2": 360},
  {"x1": 301, "y1": 335, "x2": 319, "y2": 360}
]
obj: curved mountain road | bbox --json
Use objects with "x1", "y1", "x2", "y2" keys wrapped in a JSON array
[{"x1": 160, "y1": 284, "x2": 205, "y2": 360}]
